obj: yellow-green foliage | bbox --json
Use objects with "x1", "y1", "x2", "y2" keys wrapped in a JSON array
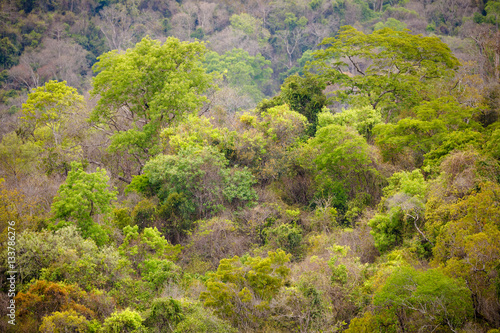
[{"x1": 201, "y1": 250, "x2": 291, "y2": 329}]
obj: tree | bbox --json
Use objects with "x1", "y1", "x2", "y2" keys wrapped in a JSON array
[
  {"x1": 430, "y1": 182, "x2": 500, "y2": 325},
  {"x1": 317, "y1": 105, "x2": 382, "y2": 142},
  {"x1": 200, "y1": 250, "x2": 291, "y2": 330},
  {"x1": 139, "y1": 146, "x2": 257, "y2": 219},
  {"x1": 39, "y1": 310, "x2": 91, "y2": 333},
  {"x1": 368, "y1": 169, "x2": 429, "y2": 252},
  {"x1": 205, "y1": 48, "x2": 273, "y2": 102},
  {"x1": 14, "y1": 280, "x2": 107, "y2": 332},
  {"x1": 374, "y1": 267, "x2": 473, "y2": 332},
  {"x1": 90, "y1": 36, "x2": 214, "y2": 177},
  {"x1": 20, "y1": 80, "x2": 86, "y2": 174},
  {"x1": 5, "y1": 225, "x2": 128, "y2": 290},
  {"x1": 50, "y1": 162, "x2": 117, "y2": 245},
  {"x1": 279, "y1": 73, "x2": 327, "y2": 135},
  {"x1": 311, "y1": 26, "x2": 460, "y2": 120},
  {"x1": 374, "y1": 97, "x2": 482, "y2": 168},
  {"x1": 311, "y1": 124, "x2": 382, "y2": 201},
  {"x1": 101, "y1": 308, "x2": 146, "y2": 333}
]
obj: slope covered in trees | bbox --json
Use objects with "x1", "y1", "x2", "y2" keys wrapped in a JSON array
[{"x1": 1, "y1": 0, "x2": 500, "y2": 332}]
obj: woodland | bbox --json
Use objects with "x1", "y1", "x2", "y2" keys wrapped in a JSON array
[{"x1": 0, "y1": 0, "x2": 500, "y2": 332}]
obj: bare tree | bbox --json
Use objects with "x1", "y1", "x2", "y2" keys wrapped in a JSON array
[{"x1": 95, "y1": 4, "x2": 134, "y2": 51}]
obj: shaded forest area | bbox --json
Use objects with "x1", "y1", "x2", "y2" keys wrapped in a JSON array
[{"x1": 1, "y1": 0, "x2": 500, "y2": 332}]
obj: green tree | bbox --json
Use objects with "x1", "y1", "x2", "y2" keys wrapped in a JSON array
[
  {"x1": 20, "y1": 80, "x2": 86, "y2": 174},
  {"x1": 90, "y1": 37, "x2": 214, "y2": 176},
  {"x1": 369, "y1": 169, "x2": 430, "y2": 252},
  {"x1": 374, "y1": 267, "x2": 473, "y2": 332},
  {"x1": 140, "y1": 146, "x2": 257, "y2": 219},
  {"x1": 50, "y1": 162, "x2": 117, "y2": 245},
  {"x1": 311, "y1": 124, "x2": 382, "y2": 202},
  {"x1": 39, "y1": 310, "x2": 90, "y2": 333},
  {"x1": 279, "y1": 73, "x2": 327, "y2": 135},
  {"x1": 201, "y1": 250, "x2": 291, "y2": 329},
  {"x1": 430, "y1": 182, "x2": 500, "y2": 325},
  {"x1": 374, "y1": 97, "x2": 482, "y2": 168},
  {"x1": 4, "y1": 225, "x2": 129, "y2": 290},
  {"x1": 101, "y1": 308, "x2": 146, "y2": 333},
  {"x1": 205, "y1": 48, "x2": 273, "y2": 102},
  {"x1": 312, "y1": 26, "x2": 460, "y2": 120},
  {"x1": 318, "y1": 105, "x2": 382, "y2": 142},
  {"x1": 173, "y1": 301, "x2": 236, "y2": 333},
  {"x1": 144, "y1": 297, "x2": 184, "y2": 332}
]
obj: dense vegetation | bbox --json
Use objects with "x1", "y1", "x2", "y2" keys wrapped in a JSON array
[{"x1": 1, "y1": 0, "x2": 500, "y2": 332}]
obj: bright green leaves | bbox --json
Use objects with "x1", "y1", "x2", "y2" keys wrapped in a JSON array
[
  {"x1": 20, "y1": 80, "x2": 86, "y2": 174},
  {"x1": 374, "y1": 97, "x2": 482, "y2": 168},
  {"x1": 91, "y1": 36, "x2": 214, "y2": 168},
  {"x1": 201, "y1": 250, "x2": 291, "y2": 329},
  {"x1": 50, "y1": 162, "x2": 117, "y2": 245},
  {"x1": 369, "y1": 169, "x2": 429, "y2": 252},
  {"x1": 374, "y1": 266, "x2": 473, "y2": 332},
  {"x1": 119, "y1": 225, "x2": 182, "y2": 263},
  {"x1": 311, "y1": 124, "x2": 382, "y2": 200},
  {"x1": 312, "y1": 26, "x2": 459, "y2": 118},
  {"x1": 140, "y1": 146, "x2": 257, "y2": 218},
  {"x1": 21, "y1": 80, "x2": 84, "y2": 141},
  {"x1": 318, "y1": 105, "x2": 382, "y2": 142},
  {"x1": 101, "y1": 308, "x2": 147, "y2": 333},
  {"x1": 257, "y1": 104, "x2": 308, "y2": 146}
]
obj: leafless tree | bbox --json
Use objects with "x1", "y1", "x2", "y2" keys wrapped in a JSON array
[{"x1": 95, "y1": 4, "x2": 134, "y2": 51}]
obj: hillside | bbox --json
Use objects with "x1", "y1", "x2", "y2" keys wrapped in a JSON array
[{"x1": 1, "y1": 0, "x2": 500, "y2": 332}]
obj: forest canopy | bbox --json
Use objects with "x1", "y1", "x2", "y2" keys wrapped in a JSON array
[{"x1": 1, "y1": 0, "x2": 500, "y2": 332}]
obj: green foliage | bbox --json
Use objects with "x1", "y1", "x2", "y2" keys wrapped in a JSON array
[
  {"x1": 173, "y1": 301, "x2": 237, "y2": 333},
  {"x1": 0, "y1": 37, "x2": 18, "y2": 67},
  {"x1": 144, "y1": 297, "x2": 184, "y2": 332},
  {"x1": 256, "y1": 104, "x2": 308, "y2": 146},
  {"x1": 373, "y1": 18, "x2": 407, "y2": 31},
  {"x1": 230, "y1": 13, "x2": 270, "y2": 47},
  {"x1": 312, "y1": 26, "x2": 459, "y2": 119},
  {"x1": 112, "y1": 207, "x2": 133, "y2": 229},
  {"x1": 328, "y1": 245, "x2": 349, "y2": 285},
  {"x1": 161, "y1": 114, "x2": 231, "y2": 155},
  {"x1": 50, "y1": 162, "x2": 116, "y2": 245},
  {"x1": 91, "y1": 36, "x2": 214, "y2": 165},
  {"x1": 265, "y1": 223, "x2": 304, "y2": 259},
  {"x1": 142, "y1": 146, "x2": 257, "y2": 218},
  {"x1": 39, "y1": 310, "x2": 90, "y2": 333},
  {"x1": 140, "y1": 258, "x2": 181, "y2": 292},
  {"x1": 5, "y1": 225, "x2": 129, "y2": 290},
  {"x1": 319, "y1": 105, "x2": 382, "y2": 142},
  {"x1": 311, "y1": 124, "x2": 382, "y2": 202},
  {"x1": 201, "y1": 250, "x2": 291, "y2": 329},
  {"x1": 369, "y1": 169, "x2": 428, "y2": 252},
  {"x1": 20, "y1": 80, "x2": 85, "y2": 174},
  {"x1": 0, "y1": 131, "x2": 41, "y2": 181},
  {"x1": 101, "y1": 308, "x2": 146, "y2": 333},
  {"x1": 279, "y1": 73, "x2": 327, "y2": 135},
  {"x1": 429, "y1": 182, "x2": 500, "y2": 324},
  {"x1": 374, "y1": 97, "x2": 482, "y2": 168},
  {"x1": 487, "y1": 127, "x2": 500, "y2": 159},
  {"x1": 131, "y1": 198, "x2": 156, "y2": 230},
  {"x1": 205, "y1": 48, "x2": 272, "y2": 102},
  {"x1": 119, "y1": 225, "x2": 182, "y2": 265},
  {"x1": 345, "y1": 312, "x2": 379, "y2": 333},
  {"x1": 374, "y1": 266, "x2": 473, "y2": 332}
]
